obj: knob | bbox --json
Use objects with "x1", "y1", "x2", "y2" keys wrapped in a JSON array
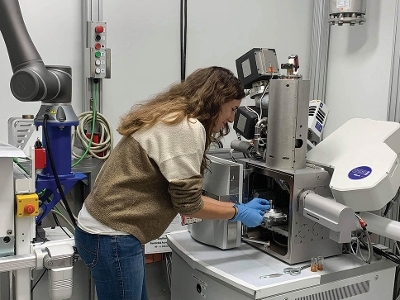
[
  {"x1": 95, "y1": 25, "x2": 104, "y2": 33},
  {"x1": 24, "y1": 204, "x2": 36, "y2": 215}
]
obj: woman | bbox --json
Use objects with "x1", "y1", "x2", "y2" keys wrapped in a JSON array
[{"x1": 75, "y1": 66, "x2": 270, "y2": 300}]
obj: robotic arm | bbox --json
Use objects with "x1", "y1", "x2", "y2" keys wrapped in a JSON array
[
  {"x1": 0, "y1": 0, "x2": 70, "y2": 103},
  {"x1": 0, "y1": 2, "x2": 82, "y2": 298},
  {"x1": 0, "y1": 0, "x2": 84, "y2": 224}
]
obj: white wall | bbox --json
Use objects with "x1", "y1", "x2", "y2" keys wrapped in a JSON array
[
  {"x1": 324, "y1": 0, "x2": 397, "y2": 136},
  {"x1": 100, "y1": 0, "x2": 182, "y2": 146},
  {"x1": 1, "y1": 1, "x2": 398, "y2": 148},
  {"x1": 101, "y1": 0, "x2": 314, "y2": 146},
  {"x1": 0, "y1": 0, "x2": 84, "y2": 146},
  {"x1": 0, "y1": 1, "x2": 341, "y2": 149}
]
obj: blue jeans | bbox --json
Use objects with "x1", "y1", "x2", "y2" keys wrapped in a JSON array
[{"x1": 74, "y1": 227, "x2": 148, "y2": 300}]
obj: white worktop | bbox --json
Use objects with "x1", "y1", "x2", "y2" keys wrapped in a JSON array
[{"x1": 167, "y1": 230, "x2": 395, "y2": 299}]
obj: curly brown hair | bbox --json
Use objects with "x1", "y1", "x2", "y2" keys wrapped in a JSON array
[{"x1": 117, "y1": 66, "x2": 245, "y2": 174}]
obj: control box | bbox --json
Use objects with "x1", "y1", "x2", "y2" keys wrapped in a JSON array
[
  {"x1": 235, "y1": 48, "x2": 279, "y2": 89},
  {"x1": 85, "y1": 21, "x2": 111, "y2": 79}
]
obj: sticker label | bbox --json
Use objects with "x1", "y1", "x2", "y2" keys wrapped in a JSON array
[
  {"x1": 336, "y1": 0, "x2": 350, "y2": 9},
  {"x1": 315, "y1": 121, "x2": 323, "y2": 133},
  {"x1": 348, "y1": 166, "x2": 372, "y2": 180}
]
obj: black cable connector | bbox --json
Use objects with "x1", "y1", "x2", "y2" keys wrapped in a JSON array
[{"x1": 34, "y1": 138, "x2": 42, "y2": 148}]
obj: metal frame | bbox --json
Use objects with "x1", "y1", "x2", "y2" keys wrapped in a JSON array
[
  {"x1": 83, "y1": 0, "x2": 104, "y2": 113},
  {"x1": 387, "y1": 0, "x2": 400, "y2": 122},
  {"x1": 309, "y1": 0, "x2": 331, "y2": 103},
  {"x1": 384, "y1": 1, "x2": 400, "y2": 268}
]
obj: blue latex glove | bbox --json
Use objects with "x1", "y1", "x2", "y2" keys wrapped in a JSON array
[
  {"x1": 243, "y1": 197, "x2": 270, "y2": 211},
  {"x1": 231, "y1": 198, "x2": 270, "y2": 227}
]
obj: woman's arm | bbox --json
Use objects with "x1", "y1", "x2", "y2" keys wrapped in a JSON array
[
  {"x1": 188, "y1": 195, "x2": 236, "y2": 220},
  {"x1": 186, "y1": 196, "x2": 270, "y2": 227}
]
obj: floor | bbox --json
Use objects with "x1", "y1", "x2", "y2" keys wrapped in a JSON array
[
  {"x1": 30, "y1": 255, "x2": 172, "y2": 300},
  {"x1": 146, "y1": 261, "x2": 171, "y2": 300}
]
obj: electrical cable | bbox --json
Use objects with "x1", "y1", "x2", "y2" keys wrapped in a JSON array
[
  {"x1": 230, "y1": 149, "x2": 237, "y2": 162},
  {"x1": 13, "y1": 158, "x2": 29, "y2": 174},
  {"x1": 245, "y1": 106, "x2": 260, "y2": 121},
  {"x1": 164, "y1": 252, "x2": 172, "y2": 291},
  {"x1": 359, "y1": 230, "x2": 372, "y2": 264},
  {"x1": 258, "y1": 83, "x2": 269, "y2": 119},
  {"x1": 180, "y1": 0, "x2": 187, "y2": 81},
  {"x1": 52, "y1": 211, "x2": 61, "y2": 227},
  {"x1": 72, "y1": 82, "x2": 113, "y2": 165},
  {"x1": 72, "y1": 111, "x2": 113, "y2": 160},
  {"x1": 51, "y1": 209, "x2": 74, "y2": 235},
  {"x1": 31, "y1": 269, "x2": 47, "y2": 292},
  {"x1": 42, "y1": 114, "x2": 77, "y2": 228},
  {"x1": 355, "y1": 236, "x2": 400, "y2": 265},
  {"x1": 50, "y1": 211, "x2": 72, "y2": 238},
  {"x1": 35, "y1": 226, "x2": 47, "y2": 243},
  {"x1": 353, "y1": 214, "x2": 372, "y2": 263},
  {"x1": 210, "y1": 140, "x2": 223, "y2": 149},
  {"x1": 58, "y1": 202, "x2": 77, "y2": 221},
  {"x1": 395, "y1": 266, "x2": 400, "y2": 299},
  {"x1": 272, "y1": 231, "x2": 287, "y2": 247}
]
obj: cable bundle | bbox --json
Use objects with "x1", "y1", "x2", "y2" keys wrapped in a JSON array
[{"x1": 72, "y1": 111, "x2": 113, "y2": 161}]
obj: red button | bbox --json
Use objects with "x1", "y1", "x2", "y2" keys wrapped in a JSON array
[
  {"x1": 95, "y1": 43, "x2": 102, "y2": 50},
  {"x1": 24, "y1": 204, "x2": 35, "y2": 215},
  {"x1": 95, "y1": 25, "x2": 104, "y2": 33}
]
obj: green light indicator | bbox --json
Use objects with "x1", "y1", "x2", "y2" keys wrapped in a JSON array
[{"x1": 95, "y1": 51, "x2": 101, "y2": 58}]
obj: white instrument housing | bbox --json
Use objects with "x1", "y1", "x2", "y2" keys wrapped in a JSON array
[{"x1": 307, "y1": 118, "x2": 400, "y2": 212}]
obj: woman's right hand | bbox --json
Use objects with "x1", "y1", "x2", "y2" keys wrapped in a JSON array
[{"x1": 230, "y1": 198, "x2": 270, "y2": 227}]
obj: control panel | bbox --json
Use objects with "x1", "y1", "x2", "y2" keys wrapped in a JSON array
[
  {"x1": 16, "y1": 194, "x2": 39, "y2": 217},
  {"x1": 85, "y1": 21, "x2": 111, "y2": 79}
]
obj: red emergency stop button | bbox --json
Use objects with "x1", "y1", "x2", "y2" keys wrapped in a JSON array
[
  {"x1": 24, "y1": 204, "x2": 36, "y2": 215},
  {"x1": 95, "y1": 25, "x2": 104, "y2": 33}
]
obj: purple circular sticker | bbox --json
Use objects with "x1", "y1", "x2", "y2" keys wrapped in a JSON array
[{"x1": 348, "y1": 166, "x2": 372, "y2": 180}]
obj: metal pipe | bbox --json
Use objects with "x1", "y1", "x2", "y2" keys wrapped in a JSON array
[
  {"x1": 359, "y1": 212, "x2": 400, "y2": 242},
  {"x1": 253, "y1": 118, "x2": 267, "y2": 156},
  {"x1": 309, "y1": 0, "x2": 330, "y2": 102},
  {"x1": 299, "y1": 190, "x2": 355, "y2": 243},
  {"x1": 0, "y1": 254, "x2": 35, "y2": 273}
]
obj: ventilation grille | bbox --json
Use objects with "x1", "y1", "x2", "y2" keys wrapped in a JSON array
[
  {"x1": 309, "y1": 105, "x2": 317, "y2": 116},
  {"x1": 309, "y1": 105, "x2": 326, "y2": 124},
  {"x1": 295, "y1": 280, "x2": 369, "y2": 300},
  {"x1": 316, "y1": 109, "x2": 326, "y2": 124},
  {"x1": 8, "y1": 118, "x2": 35, "y2": 150}
]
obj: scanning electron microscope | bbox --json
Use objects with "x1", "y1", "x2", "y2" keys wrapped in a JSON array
[
  {"x1": 168, "y1": 48, "x2": 400, "y2": 300},
  {"x1": 189, "y1": 48, "x2": 400, "y2": 267}
]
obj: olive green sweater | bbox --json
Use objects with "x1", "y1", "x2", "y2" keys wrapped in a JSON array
[{"x1": 83, "y1": 118, "x2": 205, "y2": 244}]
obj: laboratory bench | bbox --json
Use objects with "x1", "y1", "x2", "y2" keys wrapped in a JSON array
[{"x1": 167, "y1": 230, "x2": 396, "y2": 300}]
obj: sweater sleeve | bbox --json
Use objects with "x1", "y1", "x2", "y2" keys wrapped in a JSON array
[
  {"x1": 133, "y1": 118, "x2": 205, "y2": 214},
  {"x1": 168, "y1": 175, "x2": 204, "y2": 214}
]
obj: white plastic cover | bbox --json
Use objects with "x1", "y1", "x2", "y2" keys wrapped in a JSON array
[{"x1": 307, "y1": 118, "x2": 400, "y2": 211}]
